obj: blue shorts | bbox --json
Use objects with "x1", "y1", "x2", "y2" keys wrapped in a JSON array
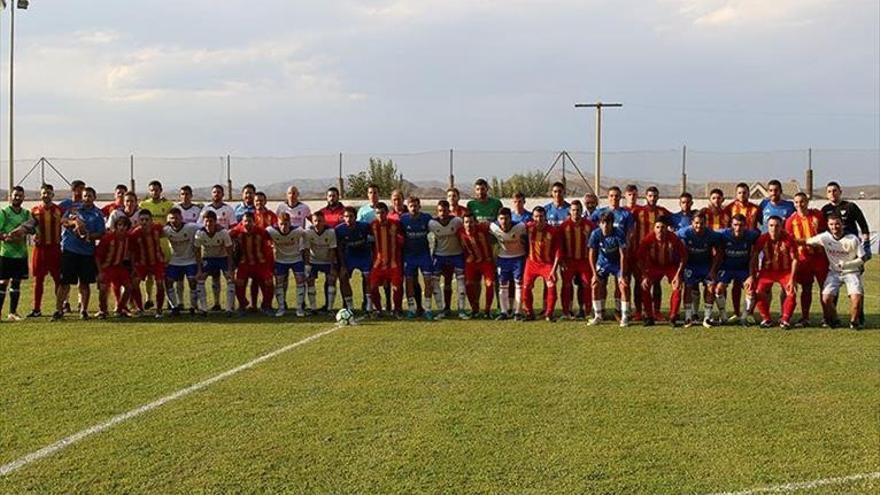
[
  {"x1": 433, "y1": 254, "x2": 465, "y2": 273},
  {"x1": 496, "y1": 256, "x2": 525, "y2": 284},
  {"x1": 309, "y1": 263, "x2": 333, "y2": 279},
  {"x1": 166, "y1": 264, "x2": 198, "y2": 280},
  {"x1": 718, "y1": 268, "x2": 749, "y2": 285},
  {"x1": 202, "y1": 257, "x2": 229, "y2": 275},
  {"x1": 344, "y1": 256, "x2": 372, "y2": 276},
  {"x1": 595, "y1": 263, "x2": 622, "y2": 280},
  {"x1": 684, "y1": 265, "x2": 712, "y2": 286},
  {"x1": 404, "y1": 253, "x2": 434, "y2": 277},
  {"x1": 275, "y1": 261, "x2": 305, "y2": 276}
]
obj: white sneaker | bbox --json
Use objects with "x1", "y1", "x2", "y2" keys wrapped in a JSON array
[
  {"x1": 6, "y1": 313, "x2": 23, "y2": 322},
  {"x1": 587, "y1": 316, "x2": 603, "y2": 326},
  {"x1": 275, "y1": 309, "x2": 286, "y2": 318},
  {"x1": 702, "y1": 317, "x2": 714, "y2": 328},
  {"x1": 619, "y1": 318, "x2": 629, "y2": 328},
  {"x1": 295, "y1": 309, "x2": 305, "y2": 317}
]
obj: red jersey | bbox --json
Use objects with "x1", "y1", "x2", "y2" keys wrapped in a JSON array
[
  {"x1": 525, "y1": 223, "x2": 560, "y2": 264},
  {"x1": 637, "y1": 231, "x2": 687, "y2": 269},
  {"x1": 724, "y1": 200, "x2": 760, "y2": 230},
  {"x1": 101, "y1": 201, "x2": 124, "y2": 218},
  {"x1": 701, "y1": 205, "x2": 731, "y2": 231},
  {"x1": 96, "y1": 232, "x2": 130, "y2": 269},
  {"x1": 254, "y1": 208, "x2": 278, "y2": 229},
  {"x1": 458, "y1": 223, "x2": 494, "y2": 263},
  {"x1": 319, "y1": 204, "x2": 346, "y2": 228},
  {"x1": 388, "y1": 207, "x2": 407, "y2": 222},
  {"x1": 631, "y1": 204, "x2": 671, "y2": 244},
  {"x1": 129, "y1": 223, "x2": 166, "y2": 265},
  {"x1": 755, "y1": 233, "x2": 797, "y2": 273},
  {"x1": 559, "y1": 218, "x2": 594, "y2": 261},
  {"x1": 451, "y1": 205, "x2": 470, "y2": 218},
  {"x1": 370, "y1": 219, "x2": 404, "y2": 269},
  {"x1": 30, "y1": 202, "x2": 64, "y2": 247},
  {"x1": 230, "y1": 224, "x2": 273, "y2": 266},
  {"x1": 784, "y1": 210, "x2": 826, "y2": 261}
]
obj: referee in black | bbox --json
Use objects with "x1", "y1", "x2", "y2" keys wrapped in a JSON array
[{"x1": 821, "y1": 181, "x2": 872, "y2": 324}]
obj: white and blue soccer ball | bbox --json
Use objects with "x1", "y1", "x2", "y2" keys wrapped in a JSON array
[{"x1": 335, "y1": 308, "x2": 355, "y2": 325}]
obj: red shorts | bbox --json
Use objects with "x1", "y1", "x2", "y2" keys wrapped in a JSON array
[
  {"x1": 643, "y1": 266, "x2": 679, "y2": 284},
  {"x1": 236, "y1": 263, "x2": 272, "y2": 282},
  {"x1": 31, "y1": 245, "x2": 61, "y2": 279},
  {"x1": 135, "y1": 263, "x2": 165, "y2": 280},
  {"x1": 795, "y1": 256, "x2": 829, "y2": 285},
  {"x1": 561, "y1": 260, "x2": 592, "y2": 283},
  {"x1": 370, "y1": 266, "x2": 403, "y2": 288},
  {"x1": 756, "y1": 271, "x2": 793, "y2": 293},
  {"x1": 101, "y1": 265, "x2": 131, "y2": 287},
  {"x1": 464, "y1": 261, "x2": 495, "y2": 283},
  {"x1": 523, "y1": 260, "x2": 556, "y2": 289}
]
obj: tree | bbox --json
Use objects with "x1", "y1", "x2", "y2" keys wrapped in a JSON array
[
  {"x1": 347, "y1": 158, "x2": 409, "y2": 199},
  {"x1": 489, "y1": 170, "x2": 549, "y2": 198}
]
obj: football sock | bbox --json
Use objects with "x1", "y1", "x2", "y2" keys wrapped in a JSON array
[
  {"x1": 188, "y1": 280, "x2": 198, "y2": 310},
  {"x1": 704, "y1": 305, "x2": 712, "y2": 321},
  {"x1": 295, "y1": 284, "x2": 305, "y2": 311},
  {"x1": 212, "y1": 277, "x2": 221, "y2": 307},
  {"x1": 165, "y1": 282, "x2": 179, "y2": 309},
  {"x1": 197, "y1": 281, "x2": 207, "y2": 310},
  {"x1": 745, "y1": 295, "x2": 755, "y2": 314},
  {"x1": 275, "y1": 281, "x2": 286, "y2": 309},
  {"x1": 177, "y1": 284, "x2": 185, "y2": 310},
  {"x1": 614, "y1": 298, "x2": 621, "y2": 313},
  {"x1": 327, "y1": 285, "x2": 337, "y2": 310},
  {"x1": 9, "y1": 280, "x2": 21, "y2": 314},
  {"x1": 514, "y1": 282, "x2": 523, "y2": 314},
  {"x1": 0, "y1": 281, "x2": 8, "y2": 314},
  {"x1": 343, "y1": 296, "x2": 353, "y2": 310},
  {"x1": 685, "y1": 303, "x2": 694, "y2": 321},
  {"x1": 592, "y1": 300, "x2": 603, "y2": 318},
  {"x1": 716, "y1": 295, "x2": 727, "y2": 319},
  {"x1": 307, "y1": 285, "x2": 317, "y2": 310},
  {"x1": 499, "y1": 284, "x2": 510, "y2": 314},
  {"x1": 407, "y1": 296, "x2": 416, "y2": 311},
  {"x1": 433, "y1": 283, "x2": 444, "y2": 309},
  {"x1": 620, "y1": 301, "x2": 629, "y2": 320},
  {"x1": 226, "y1": 283, "x2": 236, "y2": 311},
  {"x1": 456, "y1": 273, "x2": 466, "y2": 311},
  {"x1": 145, "y1": 277, "x2": 154, "y2": 305}
]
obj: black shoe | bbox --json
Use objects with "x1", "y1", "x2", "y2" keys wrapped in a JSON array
[
  {"x1": 780, "y1": 320, "x2": 792, "y2": 330},
  {"x1": 144, "y1": 301, "x2": 155, "y2": 310},
  {"x1": 495, "y1": 313, "x2": 509, "y2": 321},
  {"x1": 643, "y1": 317, "x2": 655, "y2": 327},
  {"x1": 170, "y1": 307, "x2": 182, "y2": 317},
  {"x1": 210, "y1": 304, "x2": 222, "y2": 312},
  {"x1": 62, "y1": 302, "x2": 72, "y2": 314},
  {"x1": 850, "y1": 320, "x2": 861, "y2": 330},
  {"x1": 80, "y1": 311, "x2": 90, "y2": 320},
  {"x1": 51, "y1": 311, "x2": 63, "y2": 321},
  {"x1": 759, "y1": 320, "x2": 773, "y2": 328},
  {"x1": 27, "y1": 309, "x2": 42, "y2": 318}
]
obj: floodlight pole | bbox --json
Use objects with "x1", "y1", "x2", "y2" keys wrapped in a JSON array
[
  {"x1": 7, "y1": 4, "x2": 14, "y2": 200},
  {"x1": 575, "y1": 101, "x2": 622, "y2": 194}
]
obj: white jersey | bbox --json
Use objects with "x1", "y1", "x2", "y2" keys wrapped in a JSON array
[
  {"x1": 106, "y1": 209, "x2": 138, "y2": 230},
  {"x1": 807, "y1": 232, "x2": 865, "y2": 274},
  {"x1": 428, "y1": 217, "x2": 463, "y2": 256},
  {"x1": 163, "y1": 223, "x2": 201, "y2": 266},
  {"x1": 267, "y1": 226, "x2": 306, "y2": 264},
  {"x1": 195, "y1": 228, "x2": 233, "y2": 259},
  {"x1": 490, "y1": 222, "x2": 527, "y2": 258},
  {"x1": 175, "y1": 203, "x2": 203, "y2": 224},
  {"x1": 201, "y1": 202, "x2": 236, "y2": 229},
  {"x1": 304, "y1": 227, "x2": 337, "y2": 265},
  {"x1": 275, "y1": 202, "x2": 312, "y2": 229}
]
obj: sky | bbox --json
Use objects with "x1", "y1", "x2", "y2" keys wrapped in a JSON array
[{"x1": 0, "y1": 0, "x2": 877, "y2": 186}]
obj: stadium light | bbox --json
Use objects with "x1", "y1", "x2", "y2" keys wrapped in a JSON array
[
  {"x1": 575, "y1": 101, "x2": 622, "y2": 195},
  {"x1": 4, "y1": 0, "x2": 29, "y2": 199}
]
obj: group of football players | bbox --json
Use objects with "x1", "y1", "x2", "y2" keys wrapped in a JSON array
[{"x1": 0, "y1": 176, "x2": 871, "y2": 328}]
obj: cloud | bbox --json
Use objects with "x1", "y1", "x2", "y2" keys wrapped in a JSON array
[{"x1": 669, "y1": 0, "x2": 830, "y2": 28}]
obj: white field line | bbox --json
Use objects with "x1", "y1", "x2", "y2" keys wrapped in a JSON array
[
  {"x1": 0, "y1": 324, "x2": 346, "y2": 477},
  {"x1": 706, "y1": 471, "x2": 880, "y2": 495}
]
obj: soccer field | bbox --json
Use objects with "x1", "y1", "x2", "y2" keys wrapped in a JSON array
[{"x1": 1, "y1": 272, "x2": 877, "y2": 494}]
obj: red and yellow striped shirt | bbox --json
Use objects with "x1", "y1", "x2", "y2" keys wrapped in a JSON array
[
  {"x1": 526, "y1": 224, "x2": 560, "y2": 264},
  {"x1": 784, "y1": 209, "x2": 825, "y2": 261},
  {"x1": 755, "y1": 233, "x2": 797, "y2": 273},
  {"x1": 254, "y1": 208, "x2": 278, "y2": 229},
  {"x1": 30, "y1": 203, "x2": 63, "y2": 247},
  {"x1": 231, "y1": 224, "x2": 272, "y2": 266},
  {"x1": 631, "y1": 205, "x2": 671, "y2": 245},
  {"x1": 637, "y1": 231, "x2": 687, "y2": 269},
  {"x1": 371, "y1": 220, "x2": 403, "y2": 269},
  {"x1": 458, "y1": 223, "x2": 494, "y2": 263},
  {"x1": 96, "y1": 232, "x2": 130, "y2": 269},
  {"x1": 724, "y1": 200, "x2": 760, "y2": 230},
  {"x1": 560, "y1": 218, "x2": 594, "y2": 261},
  {"x1": 130, "y1": 224, "x2": 166, "y2": 265},
  {"x1": 701, "y1": 206, "x2": 731, "y2": 232}
]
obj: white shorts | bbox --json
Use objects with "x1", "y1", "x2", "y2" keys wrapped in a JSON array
[{"x1": 822, "y1": 271, "x2": 864, "y2": 296}]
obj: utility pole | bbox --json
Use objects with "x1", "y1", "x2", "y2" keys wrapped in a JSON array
[
  {"x1": 448, "y1": 148, "x2": 455, "y2": 189},
  {"x1": 338, "y1": 152, "x2": 344, "y2": 198},
  {"x1": 681, "y1": 145, "x2": 688, "y2": 195},
  {"x1": 226, "y1": 154, "x2": 232, "y2": 200},
  {"x1": 575, "y1": 101, "x2": 622, "y2": 194},
  {"x1": 129, "y1": 154, "x2": 135, "y2": 193},
  {"x1": 806, "y1": 147, "x2": 813, "y2": 199}
]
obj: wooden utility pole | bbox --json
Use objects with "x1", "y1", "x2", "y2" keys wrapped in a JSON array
[{"x1": 575, "y1": 101, "x2": 622, "y2": 194}]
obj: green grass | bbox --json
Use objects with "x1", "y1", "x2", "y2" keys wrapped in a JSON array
[{"x1": 0, "y1": 271, "x2": 877, "y2": 494}]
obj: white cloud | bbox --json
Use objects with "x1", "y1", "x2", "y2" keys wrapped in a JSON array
[{"x1": 665, "y1": 0, "x2": 832, "y2": 28}]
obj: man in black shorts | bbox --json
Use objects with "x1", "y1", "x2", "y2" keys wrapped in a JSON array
[{"x1": 54, "y1": 187, "x2": 107, "y2": 320}]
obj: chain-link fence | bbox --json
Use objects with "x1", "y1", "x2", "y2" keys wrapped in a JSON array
[{"x1": 2, "y1": 148, "x2": 877, "y2": 200}]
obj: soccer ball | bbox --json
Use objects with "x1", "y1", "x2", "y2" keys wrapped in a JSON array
[{"x1": 335, "y1": 308, "x2": 355, "y2": 325}]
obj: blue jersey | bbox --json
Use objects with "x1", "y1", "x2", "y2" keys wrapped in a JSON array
[
  {"x1": 591, "y1": 207, "x2": 634, "y2": 233},
  {"x1": 58, "y1": 198, "x2": 82, "y2": 214},
  {"x1": 233, "y1": 202, "x2": 256, "y2": 222},
  {"x1": 334, "y1": 221, "x2": 372, "y2": 260},
  {"x1": 60, "y1": 205, "x2": 106, "y2": 256},
  {"x1": 670, "y1": 210, "x2": 695, "y2": 232},
  {"x1": 718, "y1": 228, "x2": 759, "y2": 271},
  {"x1": 757, "y1": 198, "x2": 795, "y2": 232},
  {"x1": 399, "y1": 212, "x2": 432, "y2": 256},
  {"x1": 544, "y1": 201, "x2": 571, "y2": 226},
  {"x1": 588, "y1": 227, "x2": 627, "y2": 267},
  {"x1": 677, "y1": 227, "x2": 719, "y2": 268},
  {"x1": 511, "y1": 210, "x2": 533, "y2": 224}
]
